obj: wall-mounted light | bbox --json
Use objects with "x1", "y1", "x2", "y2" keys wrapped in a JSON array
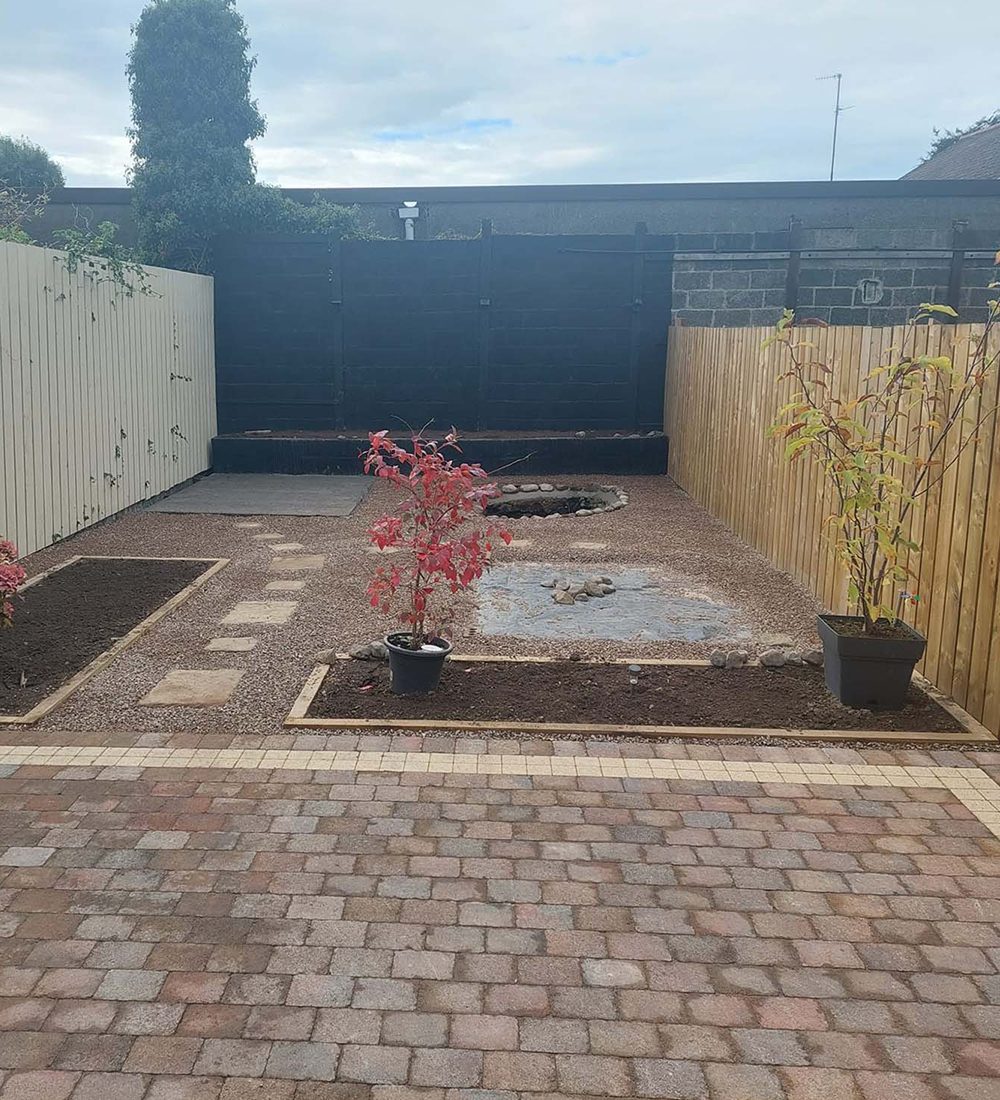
[{"x1": 397, "y1": 201, "x2": 420, "y2": 240}]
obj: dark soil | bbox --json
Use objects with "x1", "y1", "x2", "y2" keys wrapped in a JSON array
[
  {"x1": 309, "y1": 659, "x2": 962, "y2": 733},
  {"x1": 0, "y1": 557, "x2": 210, "y2": 713},
  {"x1": 486, "y1": 495, "x2": 603, "y2": 519},
  {"x1": 823, "y1": 615, "x2": 923, "y2": 641}
]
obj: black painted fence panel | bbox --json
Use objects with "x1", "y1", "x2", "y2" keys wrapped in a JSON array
[{"x1": 213, "y1": 230, "x2": 671, "y2": 434}]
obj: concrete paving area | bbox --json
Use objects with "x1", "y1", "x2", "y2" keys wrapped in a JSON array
[
  {"x1": 148, "y1": 474, "x2": 370, "y2": 517},
  {"x1": 0, "y1": 737, "x2": 997, "y2": 1099}
]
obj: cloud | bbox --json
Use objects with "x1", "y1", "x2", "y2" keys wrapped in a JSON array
[{"x1": 3, "y1": 0, "x2": 999, "y2": 187}]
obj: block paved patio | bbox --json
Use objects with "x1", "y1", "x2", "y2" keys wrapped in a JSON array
[{"x1": 0, "y1": 733, "x2": 998, "y2": 1100}]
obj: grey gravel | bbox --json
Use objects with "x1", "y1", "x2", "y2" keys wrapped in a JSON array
[{"x1": 12, "y1": 475, "x2": 823, "y2": 738}]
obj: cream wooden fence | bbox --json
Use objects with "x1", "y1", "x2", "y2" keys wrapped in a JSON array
[
  {"x1": 0, "y1": 240, "x2": 215, "y2": 557},
  {"x1": 665, "y1": 323, "x2": 1000, "y2": 737}
]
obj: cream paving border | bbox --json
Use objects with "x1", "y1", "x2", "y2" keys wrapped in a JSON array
[{"x1": 1, "y1": 745, "x2": 998, "y2": 840}]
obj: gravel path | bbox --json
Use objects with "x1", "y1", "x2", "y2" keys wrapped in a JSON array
[{"x1": 13, "y1": 475, "x2": 823, "y2": 737}]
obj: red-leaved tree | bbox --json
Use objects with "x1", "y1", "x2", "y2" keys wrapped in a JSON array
[
  {"x1": 0, "y1": 540, "x2": 26, "y2": 627},
  {"x1": 363, "y1": 430, "x2": 512, "y2": 649}
]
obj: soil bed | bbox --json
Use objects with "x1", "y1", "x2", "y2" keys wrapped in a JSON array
[
  {"x1": 0, "y1": 557, "x2": 210, "y2": 713},
  {"x1": 308, "y1": 659, "x2": 962, "y2": 733}
]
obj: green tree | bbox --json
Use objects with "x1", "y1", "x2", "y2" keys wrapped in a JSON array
[
  {"x1": 128, "y1": 0, "x2": 367, "y2": 271},
  {"x1": 0, "y1": 136, "x2": 64, "y2": 192},
  {"x1": 128, "y1": 0, "x2": 266, "y2": 269}
]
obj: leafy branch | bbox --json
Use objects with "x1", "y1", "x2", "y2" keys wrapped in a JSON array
[{"x1": 767, "y1": 270, "x2": 1000, "y2": 633}]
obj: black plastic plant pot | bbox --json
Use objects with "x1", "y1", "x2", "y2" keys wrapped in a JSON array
[
  {"x1": 816, "y1": 614, "x2": 926, "y2": 709},
  {"x1": 384, "y1": 632, "x2": 453, "y2": 695}
]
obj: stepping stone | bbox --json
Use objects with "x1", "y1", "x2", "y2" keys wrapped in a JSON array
[
  {"x1": 221, "y1": 600, "x2": 299, "y2": 625},
  {"x1": 205, "y1": 637, "x2": 258, "y2": 652},
  {"x1": 0, "y1": 847, "x2": 55, "y2": 867},
  {"x1": 235, "y1": 522, "x2": 262, "y2": 529},
  {"x1": 271, "y1": 542, "x2": 305, "y2": 552},
  {"x1": 266, "y1": 580, "x2": 306, "y2": 592},
  {"x1": 570, "y1": 542, "x2": 608, "y2": 551},
  {"x1": 140, "y1": 669, "x2": 244, "y2": 706},
  {"x1": 268, "y1": 555, "x2": 325, "y2": 573},
  {"x1": 252, "y1": 532, "x2": 284, "y2": 541},
  {"x1": 507, "y1": 539, "x2": 533, "y2": 548},
  {"x1": 366, "y1": 545, "x2": 399, "y2": 555}
]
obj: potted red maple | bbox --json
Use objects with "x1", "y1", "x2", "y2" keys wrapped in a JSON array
[{"x1": 363, "y1": 429, "x2": 512, "y2": 695}]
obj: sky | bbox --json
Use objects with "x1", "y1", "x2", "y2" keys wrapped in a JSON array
[{"x1": 2, "y1": 0, "x2": 998, "y2": 188}]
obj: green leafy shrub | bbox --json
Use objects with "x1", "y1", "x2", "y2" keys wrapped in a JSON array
[{"x1": 0, "y1": 136, "x2": 64, "y2": 192}]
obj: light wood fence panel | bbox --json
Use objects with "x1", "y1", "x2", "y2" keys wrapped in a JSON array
[
  {"x1": 0, "y1": 240, "x2": 215, "y2": 557},
  {"x1": 665, "y1": 322, "x2": 1000, "y2": 736}
]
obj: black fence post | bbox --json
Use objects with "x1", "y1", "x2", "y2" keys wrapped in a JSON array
[
  {"x1": 628, "y1": 221, "x2": 648, "y2": 430},
  {"x1": 947, "y1": 221, "x2": 966, "y2": 318},
  {"x1": 329, "y1": 238, "x2": 346, "y2": 430},
  {"x1": 476, "y1": 219, "x2": 494, "y2": 430},
  {"x1": 785, "y1": 217, "x2": 802, "y2": 313}
]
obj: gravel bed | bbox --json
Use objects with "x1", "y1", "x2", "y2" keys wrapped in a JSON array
[{"x1": 12, "y1": 475, "x2": 830, "y2": 738}]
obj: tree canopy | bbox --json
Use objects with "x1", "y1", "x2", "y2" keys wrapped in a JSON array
[
  {"x1": 0, "y1": 136, "x2": 64, "y2": 192},
  {"x1": 128, "y1": 0, "x2": 365, "y2": 271}
]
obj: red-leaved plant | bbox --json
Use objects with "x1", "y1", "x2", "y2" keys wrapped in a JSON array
[
  {"x1": 363, "y1": 430, "x2": 512, "y2": 649},
  {"x1": 0, "y1": 540, "x2": 25, "y2": 627}
]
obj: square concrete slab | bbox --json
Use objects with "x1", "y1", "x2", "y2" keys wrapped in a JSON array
[
  {"x1": 205, "y1": 637, "x2": 258, "y2": 652},
  {"x1": 271, "y1": 542, "x2": 305, "y2": 552},
  {"x1": 265, "y1": 580, "x2": 306, "y2": 592},
  {"x1": 148, "y1": 474, "x2": 370, "y2": 516},
  {"x1": 268, "y1": 555, "x2": 325, "y2": 573},
  {"x1": 140, "y1": 669, "x2": 244, "y2": 706},
  {"x1": 235, "y1": 522, "x2": 262, "y2": 529},
  {"x1": 221, "y1": 600, "x2": 299, "y2": 625}
]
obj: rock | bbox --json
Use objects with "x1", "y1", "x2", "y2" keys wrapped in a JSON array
[
  {"x1": 500, "y1": 483, "x2": 517, "y2": 494},
  {"x1": 315, "y1": 647, "x2": 338, "y2": 663},
  {"x1": 583, "y1": 580, "x2": 607, "y2": 597},
  {"x1": 725, "y1": 649, "x2": 749, "y2": 669},
  {"x1": 540, "y1": 579, "x2": 556, "y2": 589},
  {"x1": 575, "y1": 593, "x2": 590, "y2": 602},
  {"x1": 628, "y1": 664, "x2": 642, "y2": 674},
  {"x1": 539, "y1": 483, "x2": 554, "y2": 492},
  {"x1": 709, "y1": 649, "x2": 727, "y2": 668},
  {"x1": 553, "y1": 590, "x2": 576, "y2": 605},
  {"x1": 601, "y1": 585, "x2": 616, "y2": 595},
  {"x1": 599, "y1": 576, "x2": 612, "y2": 584},
  {"x1": 567, "y1": 585, "x2": 585, "y2": 597},
  {"x1": 575, "y1": 431, "x2": 587, "y2": 438},
  {"x1": 575, "y1": 509, "x2": 593, "y2": 516},
  {"x1": 349, "y1": 641, "x2": 388, "y2": 661},
  {"x1": 555, "y1": 578, "x2": 570, "y2": 591},
  {"x1": 803, "y1": 648, "x2": 824, "y2": 667},
  {"x1": 760, "y1": 632, "x2": 794, "y2": 648},
  {"x1": 784, "y1": 650, "x2": 805, "y2": 666},
  {"x1": 521, "y1": 483, "x2": 539, "y2": 492},
  {"x1": 759, "y1": 648, "x2": 787, "y2": 668}
]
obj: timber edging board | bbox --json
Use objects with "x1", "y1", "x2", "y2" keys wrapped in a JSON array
[
  {"x1": 284, "y1": 656, "x2": 996, "y2": 744},
  {"x1": 0, "y1": 556, "x2": 230, "y2": 725}
]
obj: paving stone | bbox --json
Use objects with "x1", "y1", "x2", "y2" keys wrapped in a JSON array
[
  {"x1": 221, "y1": 601, "x2": 299, "y2": 626},
  {"x1": 270, "y1": 543, "x2": 306, "y2": 552},
  {"x1": 264, "y1": 581, "x2": 307, "y2": 592},
  {"x1": 337, "y1": 1044, "x2": 410, "y2": 1084},
  {"x1": 411, "y1": 1049, "x2": 483, "y2": 1088},
  {"x1": 205, "y1": 637, "x2": 259, "y2": 652},
  {"x1": 140, "y1": 669, "x2": 244, "y2": 707},
  {"x1": 0, "y1": 848, "x2": 54, "y2": 868},
  {"x1": 267, "y1": 556, "x2": 325, "y2": 573},
  {"x1": 264, "y1": 1041, "x2": 339, "y2": 1080}
]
